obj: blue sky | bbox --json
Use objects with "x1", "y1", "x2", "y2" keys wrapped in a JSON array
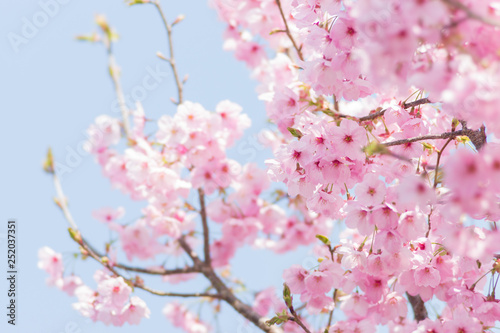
[{"x1": 0, "y1": 0, "x2": 316, "y2": 332}]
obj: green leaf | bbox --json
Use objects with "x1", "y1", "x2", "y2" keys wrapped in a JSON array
[
  {"x1": 43, "y1": 147, "x2": 55, "y2": 174},
  {"x1": 287, "y1": 127, "x2": 303, "y2": 139},
  {"x1": 68, "y1": 228, "x2": 82, "y2": 245},
  {"x1": 283, "y1": 283, "x2": 293, "y2": 308},
  {"x1": 363, "y1": 141, "x2": 389, "y2": 156},
  {"x1": 316, "y1": 234, "x2": 331, "y2": 246}
]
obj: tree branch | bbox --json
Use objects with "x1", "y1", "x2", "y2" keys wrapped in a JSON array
[
  {"x1": 382, "y1": 130, "x2": 466, "y2": 147},
  {"x1": 114, "y1": 263, "x2": 199, "y2": 276},
  {"x1": 359, "y1": 98, "x2": 432, "y2": 122},
  {"x1": 177, "y1": 237, "x2": 282, "y2": 333},
  {"x1": 433, "y1": 137, "x2": 454, "y2": 188},
  {"x1": 288, "y1": 316, "x2": 312, "y2": 333},
  {"x1": 81, "y1": 237, "x2": 221, "y2": 299},
  {"x1": 441, "y1": 0, "x2": 500, "y2": 28},
  {"x1": 152, "y1": 1, "x2": 184, "y2": 104},
  {"x1": 406, "y1": 293, "x2": 428, "y2": 322},
  {"x1": 94, "y1": 17, "x2": 132, "y2": 138},
  {"x1": 322, "y1": 98, "x2": 433, "y2": 122},
  {"x1": 275, "y1": 0, "x2": 304, "y2": 61},
  {"x1": 51, "y1": 169, "x2": 221, "y2": 300},
  {"x1": 198, "y1": 189, "x2": 211, "y2": 265}
]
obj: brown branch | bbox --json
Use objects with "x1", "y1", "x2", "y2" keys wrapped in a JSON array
[
  {"x1": 52, "y1": 169, "x2": 221, "y2": 300},
  {"x1": 177, "y1": 237, "x2": 282, "y2": 333},
  {"x1": 198, "y1": 189, "x2": 211, "y2": 265},
  {"x1": 326, "y1": 289, "x2": 337, "y2": 329},
  {"x1": 81, "y1": 238, "x2": 220, "y2": 298},
  {"x1": 275, "y1": 0, "x2": 304, "y2": 61},
  {"x1": 114, "y1": 263, "x2": 198, "y2": 276},
  {"x1": 359, "y1": 98, "x2": 432, "y2": 122},
  {"x1": 433, "y1": 137, "x2": 454, "y2": 188},
  {"x1": 441, "y1": 0, "x2": 500, "y2": 28},
  {"x1": 407, "y1": 293, "x2": 428, "y2": 322},
  {"x1": 288, "y1": 316, "x2": 312, "y2": 333},
  {"x1": 152, "y1": 1, "x2": 184, "y2": 104},
  {"x1": 322, "y1": 98, "x2": 432, "y2": 122},
  {"x1": 382, "y1": 130, "x2": 466, "y2": 147}
]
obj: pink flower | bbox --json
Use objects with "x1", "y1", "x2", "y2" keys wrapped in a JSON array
[
  {"x1": 85, "y1": 115, "x2": 121, "y2": 153},
  {"x1": 253, "y1": 287, "x2": 285, "y2": 316},
  {"x1": 398, "y1": 211, "x2": 428, "y2": 241},
  {"x1": 374, "y1": 230, "x2": 403, "y2": 253},
  {"x1": 344, "y1": 201, "x2": 375, "y2": 235},
  {"x1": 97, "y1": 276, "x2": 132, "y2": 310},
  {"x1": 61, "y1": 275, "x2": 84, "y2": 296},
  {"x1": 330, "y1": 119, "x2": 367, "y2": 161},
  {"x1": 355, "y1": 174, "x2": 386, "y2": 206},
  {"x1": 370, "y1": 204, "x2": 398, "y2": 230},
  {"x1": 380, "y1": 292, "x2": 407, "y2": 322},
  {"x1": 38, "y1": 246, "x2": 64, "y2": 285},
  {"x1": 444, "y1": 148, "x2": 486, "y2": 194},
  {"x1": 119, "y1": 220, "x2": 164, "y2": 260},
  {"x1": 210, "y1": 238, "x2": 237, "y2": 267},
  {"x1": 305, "y1": 269, "x2": 335, "y2": 295},
  {"x1": 340, "y1": 293, "x2": 369, "y2": 318},
  {"x1": 72, "y1": 285, "x2": 97, "y2": 321},
  {"x1": 397, "y1": 175, "x2": 436, "y2": 210},
  {"x1": 163, "y1": 302, "x2": 211, "y2": 333},
  {"x1": 122, "y1": 296, "x2": 151, "y2": 325},
  {"x1": 92, "y1": 206, "x2": 125, "y2": 223},
  {"x1": 414, "y1": 265, "x2": 440, "y2": 288},
  {"x1": 283, "y1": 264, "x2": 309, "y2": 294}
]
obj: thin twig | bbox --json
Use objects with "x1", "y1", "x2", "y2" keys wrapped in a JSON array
[
  {"x1": 441, "y1": 0, "x2": 500, "y2": 28},
  {"x1": 102, "y1": 35, "x2": 131, "y2": 138},
  {"x1": 53, "y1": 174, "x2": 78, "y2": 230},
  {"x1": 275, "y1": 0, "x2": 304, "y2": 61},
  {"x1": 152, "y1": 1, "x2": 184, "y2": 104},
  {"x1": 288, "y1": 312, "x2": 312, "y2": 333},
  {"x1": 114, "y1": 263, "x2": 198, "y2": 276},
  {"x1": 326, "y1": 289, "x2": 337, "y2": 329},
  {"x1": 198, "y1": 189, "x2": 211, "y2": 265},
  {"x1": 433, "y1": 137, "x2": 454, "y2": 188},
  {"x1": 52, "y1": 170, "x2": 220, "y2": 300},
  {"x1": 288, "y1": 317, "x2": 312, "y2": 333},
  {"x1": 82, "y1": 238, "x2": 220, "y2": 298},
  {"x1": 402, "y1": 98, "x2": 432, "y2": 110}
]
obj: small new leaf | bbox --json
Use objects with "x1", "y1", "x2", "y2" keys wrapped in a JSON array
[
  {"x1": 68, "y1": 228, "x2": 83, "y2": 245},
  {"x1": 43, "y1": 147, "x2": 55, "y2": 174},
  {"x1": 364, "y1": 141, "x2": 389, "y2": 156},
  {"x1": 316, "y1": 234, "x2": 331, "y2": 246},
  {"x1": 127, "y1": 0, "x2": 151, "y2": 5},
  {"x1": 283, "y1": 283, "x2": 293, "y2": 308},
  {"x1": 287, "y1": 127, "x2": 303, "y2": 139},
  {"x1": 266, "y1": 310, "x2": 289, "y2": 326}
]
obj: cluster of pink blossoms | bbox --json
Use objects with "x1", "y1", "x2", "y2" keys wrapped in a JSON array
[
  {"x1": 41, "y1": 0, "x2": 500, "y2": 332},
  {"x1": 163, "y1": 303, "x2": 211, "y2": 333},
  {"x1": 210, "y1": 0, "x2": 500, "y2": 331},
  {"x1": 38, "y1": 247, "x2": 150, "y2": 326}
]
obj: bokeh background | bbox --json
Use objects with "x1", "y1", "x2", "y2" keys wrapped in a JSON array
[{"x1": 0, "y1": 0, "x2": 322, "y2": 332}]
